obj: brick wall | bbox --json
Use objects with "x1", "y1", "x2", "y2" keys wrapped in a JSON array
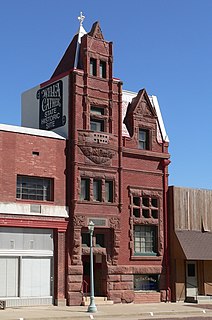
[{"x1": 0, "y1": 130, "x2": 66, "y2": 205}]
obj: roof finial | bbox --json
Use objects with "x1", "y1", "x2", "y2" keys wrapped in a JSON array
[{"x1": 78, "y1": 12, "x2": 85, "y2": 27}]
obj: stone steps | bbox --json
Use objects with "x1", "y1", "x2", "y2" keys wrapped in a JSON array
[
  {"x1": 185, "y1": 295, "x2": 212, "y2": 304},
  {"x1": 197, "y1": 295, "x2": 212, "y2": 302}
]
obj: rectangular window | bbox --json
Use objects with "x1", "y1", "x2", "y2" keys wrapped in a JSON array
[
  {"x1": 100, "y1": 60, "x2": 106, "y2": 78},
  {"x1": 134, "y1": 274, "x2": 159, "y2": 291},
  {"x1": 90, "y1": 119, "x2": 104, "y2": 132},
  {"x1": 133, "y1": 196, "x2": 140, "y2": 217},
  {"x1": 105, "y1": 180, "x2": 113, "y2": 203},
  {"x1": 90, "y1": 58, "x2": 97, "y2": 76},
  {"x1": 93, "y1": 179, "x2": 102, "y2": 202},
  {"x1": 132, "y1": 195, "x2": 159, "y2": 219},
  {"x1": 80, "y1": 178, "x2": 90, "y2": 201},
  {"x1": 134, "y1": 225, "x2": 157, "y2": 255},
  {"x1": 139, "y1": 129, "x2": 149, "y2": 150},
  {"x1": 82, "y1": 233, "x2": 90, "y2": 247},
  {"x1": 90, "y1": 107, "x2": 105, "y2": 132},
  {"x1": 96, "y1": 234, "x2": 105, "y2": 247},
  {"x1": 16, "y1": 176, "x2": 53, "y2": 201}
]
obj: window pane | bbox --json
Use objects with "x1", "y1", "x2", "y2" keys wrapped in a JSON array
[
  {"x1": 96, "y1": 234, "x2": 105, "y2": 247},
  {"x1": 90, "y1": 58, "x2": 97, "y2": 76},
  {"x1": 142, "y1": 197, "x2": 149, "y2": 207},
  {"x1": 133, "y1": 208, "x2": 140, "y2": 218},
  {"x1": 100, "y1": 61, "x2": 106, "y2": 78},
  {"x1": 105, "y1": 181, "x2": 113, "y2": 202},
  {"x1": 139, "y1": 129, "x2": 149, "y2": 150},
  {"x1": 93, "y1": 180, "x2": 102, "y2": 201},
  {"x1": 82, "y1": 233, "x2": 90, "y2": 247},
  {"x1": 133, "y1": 225, "x2": 156, "y2": 254},
  {"x1": 16, "y1": 176, "x2": 53, "y2": 201},
  {"x1": 134, "y1": 274, "x2": 159, "y2": 291},
  {"x1": 133, "y1": 197, "x2": 140, "y2": 206},
  {"x1": 91, "y1": 107, "x2": 104, "y2": 115},
  {"x1": 90, "y1": 119, "x2": 104, "y2": 132},
  {"x1": 81, "y1": 178, "x2": 90, "y2": 200},
  {"x1": 152, "y1": 198, "x2": 158, "y2": 208}
]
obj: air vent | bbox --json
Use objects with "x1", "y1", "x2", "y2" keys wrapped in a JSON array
[
  {"x1": 32, "y1": 151, "x2": 39, "y2": 156},
  {"x1": 93, "y1": 133, "x2": 109, "y2": 144}
]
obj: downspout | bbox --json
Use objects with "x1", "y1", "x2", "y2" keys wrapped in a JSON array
[{"x1": 161, "y1": 154, "x2": 171, "y2": 302}]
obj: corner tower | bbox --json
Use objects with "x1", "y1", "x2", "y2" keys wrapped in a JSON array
[{"x1": 63, "y1": 18, "x2": 123, "y2": 306}]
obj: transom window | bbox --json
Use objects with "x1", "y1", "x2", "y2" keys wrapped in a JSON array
[
  {"x1": 132, "y1": 196, "x2": 158, "y2": 219},
  {"x1": 16, "y1": 175, "x2": 53, "y2": 201},
  {"x1": 134, "y1": 225, "x2": 157, "y2": 255},
  {"x1": 139, "y1": 129, "x2": 149, "y2": 150}
]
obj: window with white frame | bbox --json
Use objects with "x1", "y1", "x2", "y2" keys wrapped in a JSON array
[
  {"x1": 16, "y1": 176, "x2": 53, "y2": 201},
  {"x1": 138, "y1": 129, "x2": 149, "y2": 150}
]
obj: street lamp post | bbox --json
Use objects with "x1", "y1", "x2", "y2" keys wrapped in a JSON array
[{"x1": 87, "y1": 221, "x2": 97, "y2": 313}]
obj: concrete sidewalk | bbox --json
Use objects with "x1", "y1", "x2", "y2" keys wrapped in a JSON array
[{"x1": 1, "y1": 302, "x2": 212, "y2": 320}]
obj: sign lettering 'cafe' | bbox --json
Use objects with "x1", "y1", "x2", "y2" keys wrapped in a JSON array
[{"x1": 37, "y1": 80, "x2": 66, "y2": 130}]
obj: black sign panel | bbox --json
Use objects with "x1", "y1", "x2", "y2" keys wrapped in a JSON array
[{"x1": 37, "y1": 80, "x2": 66, "y2": 130}]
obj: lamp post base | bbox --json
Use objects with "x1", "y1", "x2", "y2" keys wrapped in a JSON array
[{"x1": 87, "y1": 302, "x2": 97, "y2": 313}]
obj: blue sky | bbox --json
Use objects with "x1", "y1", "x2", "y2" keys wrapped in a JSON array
[{"x1": 1, "y1": 0, "x2": 212, "y2": 189}]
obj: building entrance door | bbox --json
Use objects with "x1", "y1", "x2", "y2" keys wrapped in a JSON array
[
  {"x1": 82, "y1": 255, "x2": 106, "y2": 297},
  {"x1": 186, "y1": 261, "x2": 198, "y2": 298}
]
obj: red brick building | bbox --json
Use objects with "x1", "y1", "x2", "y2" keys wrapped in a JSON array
[
  {"x1": 0, "y1": 16, "x2": 170, "y2": 306},
  {"x1": 0, "y1": 125, "x2": 68, "y2": 307}
]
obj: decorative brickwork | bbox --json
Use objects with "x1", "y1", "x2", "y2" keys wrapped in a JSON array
[{"x1": 0, "y1": 17, "x2": 170, "y2": 307}]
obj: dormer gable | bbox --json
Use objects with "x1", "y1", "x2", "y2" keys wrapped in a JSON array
[
  {"x1": 124, "y1": 89, "x2": 157, "y2": 137},
  {"x1": 88, "y1": 21, "x2": 104, "y2": 40}
]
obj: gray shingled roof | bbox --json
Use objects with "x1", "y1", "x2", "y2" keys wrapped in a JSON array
[{"x1": 176, "y1": 230, "x2": 212, "y2": 260}]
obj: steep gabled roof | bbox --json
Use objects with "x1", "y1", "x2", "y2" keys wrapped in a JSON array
[
  {"x1": 125, "y1": 88, "x2": 157, "y2": 118},
  {"x1": 88, "y1": 21, "x2": 104, "y2": 40},
  {"x1": 122, "y1": 89, "x2": 169, "y2": 143},
  {"x1": 51, "y1": 12, "x2": 87, "y2": 78}
]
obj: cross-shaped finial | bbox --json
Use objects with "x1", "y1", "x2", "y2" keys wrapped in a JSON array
[{"x1": 78, "y1": 12, "x2": 85, "y2": 27}]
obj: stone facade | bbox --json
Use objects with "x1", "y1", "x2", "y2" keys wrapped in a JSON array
[
  {"x1": 54, "y1": 20, "x2": 170, "y2": 305},
  {"x1": 0, "y1": 18, "x2": 170, "y2": 306}
]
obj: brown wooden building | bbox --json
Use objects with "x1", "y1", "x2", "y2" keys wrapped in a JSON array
[{"x1": 168, "y1": 186, "x2": 212, "y2": 303}]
